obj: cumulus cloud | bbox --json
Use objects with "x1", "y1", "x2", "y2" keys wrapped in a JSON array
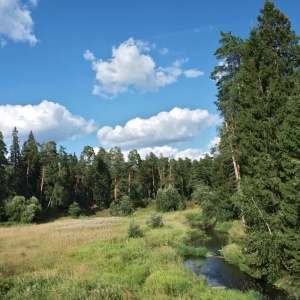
[
  {"x1": 184, "y1": 69, "x2": 204, "y2": 78},
  {"x1": 207, "y1": 136, "x2": 220, "y2": 150},
  {"x1": 83, "y1": 50, "x2": 95, "y2": 61},
  {"x1": 94, "y1": 146, "x2": 206, "y2": 161},
  {"x1": 0, "y1": 100, "x2": 97, "y2": 143},
  {"x1": 132, "y1": 146, "x2": 207, "y2": 161},
  {"x1": 85, "y1": 38, "x2": 203, "y2": 98},
  {"x1": 97, "y1": 107, "x2": 220, "y2": 149},
  {"x1": 0, "y1": 0, "x2": 38, "y2": 45}
]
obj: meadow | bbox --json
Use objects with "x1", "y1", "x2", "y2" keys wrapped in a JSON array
[{"x1": 0, "y1": 204, "x2": 262, "y2": 299}]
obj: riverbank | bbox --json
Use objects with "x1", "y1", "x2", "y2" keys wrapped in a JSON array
[
  {"x1": 214, "y1": 220, "x2": 299, "y2": 299},
  {"x1": 0, "y1": 205, "x2": 262, "y2": 299}
]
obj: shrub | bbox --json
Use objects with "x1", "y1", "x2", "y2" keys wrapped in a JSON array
[
  {"x1": 119, "y1": 195, "x2": 134, "y2": 216},
  {"x1": 68, "y1": 202, "x2": 81, "y2": 218},
  {"x1": 156, "y1": 187, "x2": 186, "y2": 212},
  {"x1": 109, "y1": 195, "x2": 134, "y2": 216},
  {"x1": 128, "y1": 220, "x2": 143, "y2": 238},
  {"x1": 109, "y1": 199, "x2": 121, "y2": 216},
  {"x1": 146, "y1": 213, "x2": 163, "y2": 228},
  {"x1": 4, "y1": 196, "x2": 41, "y2": 223},
  {"x1": 192, "y1": 184, "x2": 233, "y2": 223}
]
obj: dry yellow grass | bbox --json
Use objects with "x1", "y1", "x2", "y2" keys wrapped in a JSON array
[{"x1": 0, "y1": 216, "x2": 127, "y2": 279}]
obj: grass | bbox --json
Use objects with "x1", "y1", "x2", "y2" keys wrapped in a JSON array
[{"x1": 0, "y1": 205, "x2": 262, "y2": 299}]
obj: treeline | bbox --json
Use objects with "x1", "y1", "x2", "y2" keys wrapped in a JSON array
[{"x1": 0, "y1": 127, "x2": 218, "y2": 219}]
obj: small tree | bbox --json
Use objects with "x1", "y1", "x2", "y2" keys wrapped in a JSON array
[
  {"x1": 119, "y1": 195, "x2": 134, "y2": 216},
  {"x1": 146, "y1": 213, "x2": 163, "y2": 228},
  {"x1": 68, "y1": 202, "x2": 81, "y2": 218},
  {"x1": 109, "y1": 195, "x2": 134, "y2": 216},
  {"x1": 4, "y1": 195, "x2": 41, "y2": 223},
  {"x1": 156, "y1": 187, "x2": 185, "y2": 212},
  {"x1": 128, "y1": 219, "x2": 143, "y2": 238}
]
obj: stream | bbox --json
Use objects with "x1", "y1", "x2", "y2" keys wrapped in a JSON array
[{"x1": 184, "y1": 229, "x2": 290, "y2": 300}]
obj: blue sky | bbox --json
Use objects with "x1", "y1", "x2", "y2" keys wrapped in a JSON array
[{"x1": 1, "y1": 0, "x2": 299, "y2": 160}]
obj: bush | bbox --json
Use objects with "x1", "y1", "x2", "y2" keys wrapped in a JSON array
[
  {"x1": 68, "y1": 202, "x2": 81, "y2": 218},
  {"x1": 192, "y1": 184, "x2": 233, "y2": 223},
  {"x1": 4, "y1": 196, "x2": 41, "y2": 223},
  {"x1": 156, "y1": 187, "x2": 186, "y2": 212},
  {"x1": 109, "y1": 195, "x2": 134, "y2": 216},
  {"x1": 128, "y1": 220, "x2": 144, "y2": 238},
  {"x1": 109, "y1": 199, "x2": 121, "y2": 216},
  {"x1": 146, "y1": 213, "x2": 163, "y2": 228},
  {"x1": 119, "y1": 195, "x2": 134, "y2": 216}
]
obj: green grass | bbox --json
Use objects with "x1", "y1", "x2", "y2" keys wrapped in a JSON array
[{"x1": 0, "y1": 205, "x2": 263, "y2": 299}]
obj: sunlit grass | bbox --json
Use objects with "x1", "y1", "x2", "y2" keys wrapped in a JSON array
[{"x1": 0, "y1": 205, "x2": 262, "y2": 299}]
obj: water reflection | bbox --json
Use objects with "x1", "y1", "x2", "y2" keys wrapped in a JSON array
[{"x1": 184, "y1": 229, "x2": 290, "y2": 300}]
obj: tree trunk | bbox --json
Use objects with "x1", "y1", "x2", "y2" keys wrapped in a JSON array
[
  {"x1": 114, "y1": 177, "x2": 118, "y2": 200},
  {"x1": 128, "y1": 172, "x2": 131, "y2": 196},
  {"x1": 225, "y1": 122, "x2": 245, "y2": 225}
]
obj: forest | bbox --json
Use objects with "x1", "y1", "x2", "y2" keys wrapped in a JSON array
[{"x1": 0, "y1": 0, "x2": 299, "y2": 298}]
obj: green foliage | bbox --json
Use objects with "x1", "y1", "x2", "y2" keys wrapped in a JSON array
[
  {"x1": 210, "y1": 1, "x2": 300, "y2": 290},
  {"x1": 156, "y1": 187, "x2": 186, "y2": 212},
  {"x1": 128, "y1": 219, "x2": 143, "y2": 238},
  {"x1": 4, "y1": 196, "x2": 41, "y2": 223},
  {"x1": 68, "y1": 202, "x2": 81, "y2": 218},
  {"x1": 184, "y1": 212, "x2": 204, "y2": 227},
  {"x1": 0, "y1": 274, "x2": 123, "y2": 300},
  {"x1": 109, "y1": 199, "x2": 121, "y2": 216},
  {"x1": 109, "y1": 195, "x2": 134, "y2": 216},
  {"x1": 193, "y1": 184, "x2": 233, "y2": 224},
  {"x1": 143, "y1": 268, "x2": 196, "y2": 297},
  {"x1": 220, "y1": 243, "x2": 246, "y2": 270},
  {"x1": 173, "y1": 244, "x2": 207, "y2": 258},
  {"x1": 119, "y1": 195, "x2": 134, "y2": 216},
  {"x1": 146, "y1": 213, "x2": 163, "y2": 228}
]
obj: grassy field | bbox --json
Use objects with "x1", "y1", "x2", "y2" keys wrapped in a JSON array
[{"x1": 0, "y1": 204, "x2": 262, "y2": 299}]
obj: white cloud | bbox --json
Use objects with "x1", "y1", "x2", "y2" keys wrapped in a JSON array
[
  {"x1": 94, "y1": 146, "x2": 207, "y2": 161},
  {"x1": 133, "y1": 146, "x2": 207, "y2": 161},
  {"x1": 159, "y1": 47, "x2": 169, "y2": 55},
  {"x1": 29, "y1": 0, "x2": 38, "y2": 6},
  {"x1": 97, "y1": 107, "x2": 220, "y2": 149},
  {"x1": 0, "y1": 0, "x2": 38, "y2": 45},
  {"x1": 184, "y1": 69, "x2": 204, "y2": 78},
  {"x1": 83, "y1": 50, "x2": 95, "y2": 61},
  {"x1": 0, "y1": 100, "x2": 97, "y2": 143},
  {"x1": 207, "y1": 136, "x2": 220, "y2": 150},
  {"x1": 85, "y1": 38, "x2": 203, "y2": 98}
]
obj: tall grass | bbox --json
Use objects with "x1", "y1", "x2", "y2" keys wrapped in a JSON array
[{"x1": 0, "y1": 206, "x2": 262, "y2": 299}]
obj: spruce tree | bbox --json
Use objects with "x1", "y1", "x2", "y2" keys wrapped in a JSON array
[
  {"x1": 211, "y1": 0, "x2": 300, "y2": 284},
  {"x1": 8, "y1": 127, "x2": 24, "y2": 195}
]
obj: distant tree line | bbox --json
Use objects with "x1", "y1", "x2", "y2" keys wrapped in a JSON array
[{"x1": 0, "y1": 127, "x2": 217, "y2": 220}]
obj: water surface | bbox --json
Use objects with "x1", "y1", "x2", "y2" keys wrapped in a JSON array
[{"x1": 185, "y1": 229, "x2": 290, "y2": 300}]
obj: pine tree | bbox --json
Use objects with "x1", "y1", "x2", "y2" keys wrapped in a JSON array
[
  {"x1": 108, "y1": 147, "x2": 125, "y2": 200},
  {"x1": 0, "y1": 131, "x2": 8, "y2": 213},
  {"x1": 22, "y1": 131, "x2": 40, "y2": 198},
  {"x1": 92, "y1": 148, "x2": 111, "y2": 207}
]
